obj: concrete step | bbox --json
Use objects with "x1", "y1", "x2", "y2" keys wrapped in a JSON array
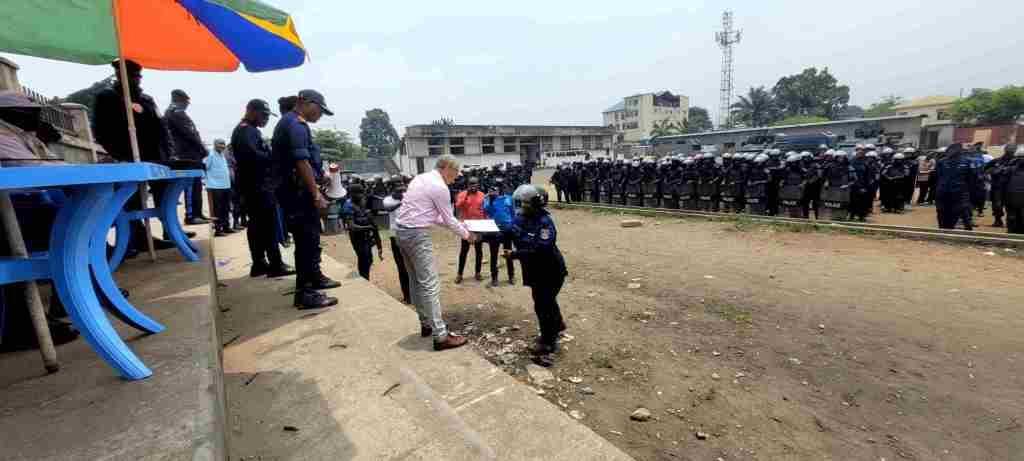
[
  {"x1": 216, "y1": 232, "x2": 634, "y2": 460},
  {"x1": 0, "y1": 229, "x2": 226, "y2": 460}
]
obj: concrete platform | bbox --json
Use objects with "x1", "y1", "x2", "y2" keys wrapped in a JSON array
[
  {"x1": 0, "y1": 229, "x2": 226, "y2": 460},
  {"x1": 218, "y1": 232, "x2": 634, "y2": 460}
]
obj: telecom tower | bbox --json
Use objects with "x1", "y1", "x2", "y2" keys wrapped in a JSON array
[{"x1": 715, "y1": 10, "x2": 741, "y2": 129}]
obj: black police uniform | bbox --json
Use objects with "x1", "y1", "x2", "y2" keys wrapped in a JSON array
[
  {"x1": 231, "y1": 120, "x2": 285, "y2": 273},
  {"x1": 508, "y1": 208, "x2": 568, "y2": 347},
  {"x1": 344, "y1": 195, "x2": 382, "y2": 280},
  {"x1": 164, "y1": 103, "x2": 206, "y2": 220},
  {"x1": 935, "y1": 151, "x2": 981, "y2": 230},
  {"x1": 93, "y1": 83, "x2": 176, "y2": 249},
  {"x1": 271, "y1": 111, "x2": 324, "y2": 292}
]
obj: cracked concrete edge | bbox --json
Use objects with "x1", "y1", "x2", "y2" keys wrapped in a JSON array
[{"x1": 193, "y1": 235, "x2": 228, "y2": 461}]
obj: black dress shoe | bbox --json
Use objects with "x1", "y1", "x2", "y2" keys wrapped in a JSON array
[
  {"x1": 308, "y1": 274, "x2": 341, "y2": 290},
  {"x1": 184, "y1": 231, "x2": 197, "y2": 238},
  {"x1": 294, "y1": 290, "x2": 338, "y2": 310},
  {"x1": 185, "y1": 217, "x2": 210, "y2": 225},
  {"x1": 265, "y1": 264, "x2": 296, "y2": 278},
  {"x1": 421, "y1": 326, "x2": 432, "y2": 337},
  {"x1": 250, "y1": 264, "x2": 269, "y2": 278}
]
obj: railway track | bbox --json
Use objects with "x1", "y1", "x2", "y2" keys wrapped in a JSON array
[{"x1": 555, "y1": 202, "x2": 1024, "y2": 248}]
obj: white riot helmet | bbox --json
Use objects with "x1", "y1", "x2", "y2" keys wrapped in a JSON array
[
  {"x1": 722, "y1": 153, "x2": 733, "y2": 159},
  {"x1": 893, "y1": 153, "x2": 905, "y2": 160},
  {"x1": 801, "y1": 152, "x2": 813, "y2": 159},
  {"x1": 866, "y1": 151, "x2": 879, "y2": 158},
  {"x1": 903, "y1": 147, "x2": 917, "y2": 154},
  {"x1": 866, "y1": 144, "x2": 876, "y2": 150},
  {"x1": 834, "y1": 150, "x2": 848, "y2": 159},
  {"x1": 882, "y1": 147, "x2": 894, "y2": 154},
  {"x1": 855, "y1": 143, "x2": 865, "y2": 150},
  {"x1": 683, "y1": 158, "x2": 695, "y2": 165},
  {"x1": 1016, "y1": 145, "x2": 1024, "y2": 157},
  {"x1": 754, "y1": 154, "x2": 769, "y2": 163},
  {"x1": 785, "y1": 153, "x2": 800, "y2": 163},
  {"x1": 799, "y1": 151, "x2": 811, "y2": 157}
]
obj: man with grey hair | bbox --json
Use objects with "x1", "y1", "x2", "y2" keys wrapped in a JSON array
[{"x1": 395, "y1": 155, "x2": 480, "y2": 351}]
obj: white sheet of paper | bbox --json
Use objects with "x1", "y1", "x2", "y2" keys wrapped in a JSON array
[{"x1": 464, "y1": 219, "x2": 500, "y2": 233}]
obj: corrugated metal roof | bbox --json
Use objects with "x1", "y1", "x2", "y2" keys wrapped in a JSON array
[{"x1": 893, "y1": 96, "x2": 958, "y2": 110}]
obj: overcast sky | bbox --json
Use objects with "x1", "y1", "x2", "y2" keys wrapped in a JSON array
[{"x1": 3, "y1": 0, "x2": 1021, "y2": 143}]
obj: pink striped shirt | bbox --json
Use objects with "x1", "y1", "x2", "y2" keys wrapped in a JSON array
[{"x1": 395, "y1": 169, "x2": 470, "y2": 239}]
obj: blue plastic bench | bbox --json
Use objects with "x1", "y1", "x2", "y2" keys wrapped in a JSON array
[{"x1": 0, "y1": 163, "x2": 203, "y2": 380}]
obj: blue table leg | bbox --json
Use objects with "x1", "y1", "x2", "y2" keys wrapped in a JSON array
[
  {"x1": 160, "y1": 179, "x2": 199, "y2": 261},
  {"x1": 109, "y1": 214, "x2": 130, "y2": 272},
  {"x1": 50, "y1": 184, "x2": 152, "y2": 380},
  {"x1": 91, "y1": 183, "x2": 165, "y2": 334}
]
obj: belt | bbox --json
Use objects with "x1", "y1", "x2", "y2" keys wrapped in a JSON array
[{"x1": 396, "y1": 224, "x2": 428, "y2": 231}]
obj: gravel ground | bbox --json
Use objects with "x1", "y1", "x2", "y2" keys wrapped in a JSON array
[{"x1": 325, "y1": 195, "x2": 1023, "y2": 461}]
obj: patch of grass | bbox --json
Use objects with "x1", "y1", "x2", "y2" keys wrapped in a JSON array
[
  {"x1": 587, "y1": 351, "x2": 615, "y2": 369},
  {"x1": 704, "y1": 301, "x2": 753, "y2": 325}
]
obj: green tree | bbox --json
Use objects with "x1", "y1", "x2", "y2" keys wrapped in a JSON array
[
  {"x1": 863, "y1": 95, "x2": 904, "y2": 118},
  {"x1": 951, "y1": 86, "x2": 1024, "y2": 125},
  {"x1": 359, "y1": 108, "x2": 400, "y2": 157},
  {"x1": 770, "y1": 115, "x2": 830, "y2": 127},
  {"x1": 313, "y1": 128, "x2": 366, "y2": 162},
  {"x1": 772, "y1": 67, "x2": 850, "y2": 119},
  {"x1": 649, "y1": 119, "x2": 680, "y2": 138},
  {"x1": 730, "y1": 86, "x2": 779, "y2": 127},
  {"x1": 685, "y1": 106, "x2": 714, "y2": 133},
  {"x1": 61, "y1": 76, "x2": 115, "y2": 122}
]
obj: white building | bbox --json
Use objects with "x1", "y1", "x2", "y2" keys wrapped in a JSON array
[
  {"x1": 892, "y1": 96, "x2": 958, "y2": 149},
  {"x1": 398, "y1": 124, "x2": 615, "y2": 174},
  {"x1": 602, "y1": 91, "x2": 690, "y2": 143}
]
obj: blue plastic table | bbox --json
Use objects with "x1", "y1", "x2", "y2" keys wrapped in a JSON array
[{"x1": 0, "y1": 163, "x2": 203, "y2": 380}]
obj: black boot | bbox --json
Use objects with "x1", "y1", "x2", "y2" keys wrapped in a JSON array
[
  {"x1": 993, "y1": 218, "x2": 1004, "y2": 227},
  {"x1": 294, "y1": 289, "x2": 338, "y2": 310}
]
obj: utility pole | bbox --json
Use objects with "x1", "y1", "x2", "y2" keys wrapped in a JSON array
[{"x1": 715, "y1": 10, "x2": 741, "y2": 129}]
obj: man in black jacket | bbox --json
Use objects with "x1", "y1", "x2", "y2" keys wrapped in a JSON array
[
  {"x1": 92, "y1": 59, "x2": 178, "y2": 250},
  {"x1": 231, "y1": 99, "x2": 294, "y2": 278},
  {"x1": 164, "y1": 89, "x2": 209, "y2": 225}
]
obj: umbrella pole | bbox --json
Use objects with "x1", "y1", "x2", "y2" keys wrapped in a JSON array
[
  {"x1": 113, "y1": 11, "x2": 156, "y2": 262},
  {"x1": 0, "y1": 191, "x2": 60, "y2": 373}
]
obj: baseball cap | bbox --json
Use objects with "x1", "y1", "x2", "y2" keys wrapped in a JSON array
[
  {"x1": 297, "y1": 89, "x2": 333, "y2": 116},
  {"x1": 171, "y1": 89, "x2": 190, "y2": 100},
  {"x1": 246, "y1": 98, "x2": 277, "y2": 116}
]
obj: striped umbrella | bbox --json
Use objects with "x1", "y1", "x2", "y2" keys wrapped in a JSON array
[
  {"x1": 0, "y1": 0, "x2": 307, "y2": 260},
  {"x1": 0, "y1": 0, "x2": 307, "y2": 71}
]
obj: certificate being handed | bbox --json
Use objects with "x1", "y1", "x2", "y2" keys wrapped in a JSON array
[{"x1": 463, "y1": 219, "x2": 500, "y2": 234}]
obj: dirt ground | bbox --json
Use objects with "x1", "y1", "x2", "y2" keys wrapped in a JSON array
[{"x1": 324, "y1": 203, "x2": 1023, "y2": 461}]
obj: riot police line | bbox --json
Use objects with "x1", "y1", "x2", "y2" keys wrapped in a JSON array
[{"x1": 545, "y1": 143, "x2": 1024, "y2": 233}]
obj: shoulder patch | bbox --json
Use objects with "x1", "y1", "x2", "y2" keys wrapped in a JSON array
[{"x1": 539, "y1": 227, "x2": 552, "y2": 240}]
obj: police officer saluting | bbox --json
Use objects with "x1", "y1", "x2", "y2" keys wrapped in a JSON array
[
  {"x1": 231, "y1": 99, "x2": 294, "y2": 279},
  {"x1": 271, "y1": 90, "x2": 340, "y2": 309}
]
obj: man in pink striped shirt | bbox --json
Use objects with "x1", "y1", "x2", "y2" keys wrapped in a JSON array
[{"x1": 395, "y1": 155, "x2": 479, "y2": 351}]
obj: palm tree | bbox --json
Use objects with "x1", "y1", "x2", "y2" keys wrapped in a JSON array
[
  {"x1": 649, "y1": 119, "x2": 677, "y2": 139},
  {"x1": 731, "y1": 86, "x2": 779, "y2": 127}
]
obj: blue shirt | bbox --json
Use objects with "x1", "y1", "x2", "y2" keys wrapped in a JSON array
[
  {"x1": 270, "y1": 111, "x2": 315, "y2": 209},
  {"x1": 483, "y1": 194, "x2": 515, "y2": 230},
  {"x1": 203, "y1": 150, "x2": 231, "y2": 190}
]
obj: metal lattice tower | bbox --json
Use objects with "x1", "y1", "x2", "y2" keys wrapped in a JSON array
[{"x1": 715, "y1": 10, "x2": 741, "y2": 128}]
